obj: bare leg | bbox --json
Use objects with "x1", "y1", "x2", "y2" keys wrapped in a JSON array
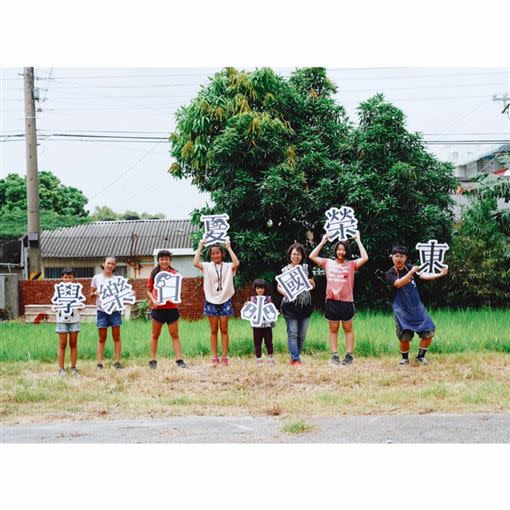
[
  {"x1": 168, "y1": 320, "x2": 183, "y2": 360},
  {"x1": 150, "y1": 320, "x2": 163, "y2": 360},
  {"x1": 219, "y1": 316, "x2": 229, "y2": 357},
  {"x1": 97, "y1": 328, "x2": 107, "y2": 364},
  {"x1": 58, "y1": 333, "x2": 67, "y2": 369},
  {"x1": 342, "y1": 320, "x2": 354, "y2": 353},
  {"x1": 419, "y1": 337, "x2": 432, "y2": 350},
  {"x1": 328, "y1": 321, "x2": 340, "y2": 353},
  {"x1": 69, "y1": 332, "x2": 78, "y2": 368},
  {"x1": 112, "y1": 326, "x2": 121, "y2": 363},
  {"x1": 208, "y1": 316, "x2": 219, "y2": 357}
]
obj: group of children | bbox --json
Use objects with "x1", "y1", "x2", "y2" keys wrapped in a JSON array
[{"x1": 55, "y1": 234, "x2": 448, "y2": 375}]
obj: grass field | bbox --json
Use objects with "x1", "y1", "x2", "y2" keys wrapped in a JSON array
[
  {"x1": 0, "y1": 309, "x2": 509, "y2": 362},
  {"x1": 1, "y1": 310, "x2": 509, "y2": 425}
]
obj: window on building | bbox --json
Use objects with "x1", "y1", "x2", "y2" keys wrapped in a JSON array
[
  {"x1": 115, "y1": 266, "x2": 128, "y2": 278},
  {"x1": 45, "y1": 267, "x2": 95, "y2": 279}
]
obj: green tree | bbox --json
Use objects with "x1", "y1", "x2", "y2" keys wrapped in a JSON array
[
  {"x1": 169, "y1": 68, "x2": 457, "y2": 307},
  {"x1": 0, "y1": 171, "x2": 90, "y2": 239},
  {"x1": 90, "y1": 206, "x2": 166, "y2": 221}
]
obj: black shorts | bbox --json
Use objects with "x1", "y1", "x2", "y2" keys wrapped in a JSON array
[
  {"x1": 325, "y1": 299, "x2": 355, "y2": 322},
  {"x1": 151, "y1": 308, "x2": 180, "y2": 324}
]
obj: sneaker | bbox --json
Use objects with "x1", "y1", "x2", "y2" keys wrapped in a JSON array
[
  {"x1": 331, "y1": 353, "x2": 341, "y2": 366},
  {"x1": 266, "y1": 357, "x2": 275, "y2": 365},
  {"x1": 176, "y1": 359, "x2": 188, "y2": 368},
  {"x1": 58, "y1": 368, "x2": 66, "y2": 377},
  {"x1": 342, "y1": 353, "x2": 354, "y2": 365},
  {"x1": 113, "y1": 362, "x2": 123, "y2": 369},
  {"x1": 291, "y1": 359, "x2": 303, "y2": 366},
  {"x1": 211, "y1": 356, "x2": 220, "y2": 367},
  {"x1": 96, "y1": 363, "x2": 103, "y2": 371},
  {"x1": 71, "y1": 367, "x2": 78, "y2": 376},
  {"x1": 149, "y1": 360, "x2": 157, "y2": 369},
  {"x1": 416, "y1": 356, "x2": 428, "y2": 365},
  {"x1": 398, "y1": 358, "x2": 410, "y2": 366},
  {"x1": 256, "y1": 358, "x2": 264, "y2": 366},
  {"x1": 220, "y1": 356, "x2": 229, "y2": 366}
]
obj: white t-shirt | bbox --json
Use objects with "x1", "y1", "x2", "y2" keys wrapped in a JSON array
[
  {"x1": 202, "y1": 262, "x2": 235, "y2": 304},
  {"x1": 91, "y1": 272, "x2": 114, "y2": 313}
]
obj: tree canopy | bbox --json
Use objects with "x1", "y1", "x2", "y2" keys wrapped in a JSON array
[{"x1": 169, "y1": 67, "x2": 458, "y2": 307}]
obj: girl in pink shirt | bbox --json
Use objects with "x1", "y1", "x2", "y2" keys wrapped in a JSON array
[{"x1": 310, "y1": 233, "x2": 369, "y2": 365}]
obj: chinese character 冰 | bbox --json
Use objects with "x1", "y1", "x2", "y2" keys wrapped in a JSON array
[{"x1": 240, "y1": 296, "x2": 279, "y2": 328}]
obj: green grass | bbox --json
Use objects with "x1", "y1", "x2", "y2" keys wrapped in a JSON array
[
  {"x1": 0, "y1": 309, "x2": 509, "y2": 362},
  {"x1": 282, "y1": 421, "x2": 315, "y2": 434}
]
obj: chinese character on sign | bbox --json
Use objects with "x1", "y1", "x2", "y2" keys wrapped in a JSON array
[
  {"x1": 51, "y1": 282, "x2": 86, "y2": 321},
  {"x1": 275, "y1": 265, "x2": 313, "y2": 302},
  {"x1": 323, "y1": 206, "x2": 359, "y2": 241},
  {"x1": 154, "y1": 271, "x2": 182, "y2": 305},
  {"x1": 415, "y1": 239, "x2": 449, "y2": 275},
  {"x1": 98, "y1": 276, "x2": 136, "y2": 314},
  {"x1": 240, "y1": 296, "x2": 279, "y2": 328},
  {"x1": 200, "y1": 214, "x2": 230, "y2": 246}
]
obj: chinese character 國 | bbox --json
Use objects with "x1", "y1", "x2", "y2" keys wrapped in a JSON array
[{"x1": 275, "y1": 265, "x2": 313, "y2": 302}]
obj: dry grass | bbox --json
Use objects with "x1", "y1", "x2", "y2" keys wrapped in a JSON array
[{"x1": 1, "y1": 353, "x2": 509, "y2": 425}]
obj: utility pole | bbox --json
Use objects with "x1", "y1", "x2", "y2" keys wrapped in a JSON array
[
  {"x1": 24, "y1": 67, "x2": 42, "y2": 279},
  {"x1": 492, "y1": 94, "x2": 510, "y2": 119}
]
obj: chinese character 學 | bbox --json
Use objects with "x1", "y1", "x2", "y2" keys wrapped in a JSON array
[
  {"x1": 51, "y1": 282, "x2": 86, "y2": 321},
  {"x1": 200, "y1": 214, "x2": 230, "y2": 246},
  {"x1": 154, "y1": 271, "x2": 182, "y2": 305},
  {"x1": 240, "y1": 296, "x2": 279, "y2": 328},
  {"x1": 275, "y1": 265, "x2": 313, "y2": 302},
  {"x1": 415, "y1": 239, "x2": 449, "y2": 275},
  {"x1": 98, "y1": 276, "x2": 136, "y2": 314},
  {"x1": 323, "y1": 206, "x2": 359, "y2": 242}
]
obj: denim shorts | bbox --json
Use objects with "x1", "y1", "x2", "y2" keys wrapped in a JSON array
[
  {"x1": 203, "y1": 298, "x2": 234, "y2": 317},
  {"x1": 55, "y1": 322, "x2": 80, "y2": 333},
  {"x1": 97, "y1": 310, "x2": 122, "y2": 328}
]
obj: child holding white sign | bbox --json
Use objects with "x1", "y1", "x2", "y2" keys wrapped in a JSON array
[
  {"x1": 146, "y1": 250, "x2": 187, "y2": 369},
  {"x1": 193, "y1": 238, "x2": 240, "y2": 366},
  {"x1": 247, "y1": 279, "x2": 275, "y2": 365},
  {"x1": 91, "y1": 256, "x2": 124, "y2": 370},
  {"x1": 310, "y1": 233, "x2": 369, "y2": 366}
]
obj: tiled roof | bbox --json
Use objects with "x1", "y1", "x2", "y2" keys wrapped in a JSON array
[{"x1": 41, "y1": 219, "x2": 197, "y2": 259}]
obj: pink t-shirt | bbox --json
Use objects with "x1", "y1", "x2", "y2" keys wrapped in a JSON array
[{"x1": 318, "y1": 258, "x2": 357, "y2": 302}]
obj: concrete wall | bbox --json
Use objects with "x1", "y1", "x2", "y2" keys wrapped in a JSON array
[{"x1": 0, "y1": 273, "x2": 20, "y2": 318}]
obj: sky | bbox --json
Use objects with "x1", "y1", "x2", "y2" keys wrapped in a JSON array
[{"x1": 1, "y1": 66, "x2": 509, "y2": 219}]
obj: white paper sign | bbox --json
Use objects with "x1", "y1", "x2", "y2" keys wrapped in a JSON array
[
  {"x1": 275, "y1": 265, "x2": 313, "y2": 302},
  {"x1": 415, "y1": 239, "x2": 449, "y2": 275},
  {"x1": 51, "y1": 282, "x2": 86, "y2": 321},
  {"x1": 201, "y1": 214, "x2": 230, "y2": 246},
  {"x1": 324, "y1": 206, "x2": 359, "y2": 241},
  {"x1": 241, "y1": 296, "x2": 279, "y2": 328},
  {"x1": 154, "y1": 271, "x2": 182, "y2": 304},
  {"x1": 98, "y1": 276, "x2": 136, "y2": 314}
]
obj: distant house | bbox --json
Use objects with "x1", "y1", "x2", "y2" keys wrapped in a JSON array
[
  {"x1": 39, "y1": 219, "x2": 200, "y2": 279},
  {"x1": 454, "y1": 143, "x2": 510, "y2": 186}
]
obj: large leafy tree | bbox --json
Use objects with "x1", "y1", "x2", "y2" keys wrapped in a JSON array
[
  {"x1": 0, "y1": 171, "x2": 89, "y2": 238},
  {"x1": 169, "y1": 67, "x2": 457, "y2": 307}
]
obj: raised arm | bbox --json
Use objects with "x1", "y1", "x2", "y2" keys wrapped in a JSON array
[
  {"x1": 225, "y1": 238, "x2": 240, "y2": 272},
  {"x1": 193, "y1": 238, "x2": 206, "y2": 271},
  {"x1": 394, "y1": 266, "x2": 420, "y2": 288},
  {"x1": 353, "y1": 234, "x2": 369, "y2": 269},
  {"x1": 418, "y1": 265, "x2": 449, "y2": 281},
  {"x1": 309, "y1": 233, "x2": 329, "y2": 265}
]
